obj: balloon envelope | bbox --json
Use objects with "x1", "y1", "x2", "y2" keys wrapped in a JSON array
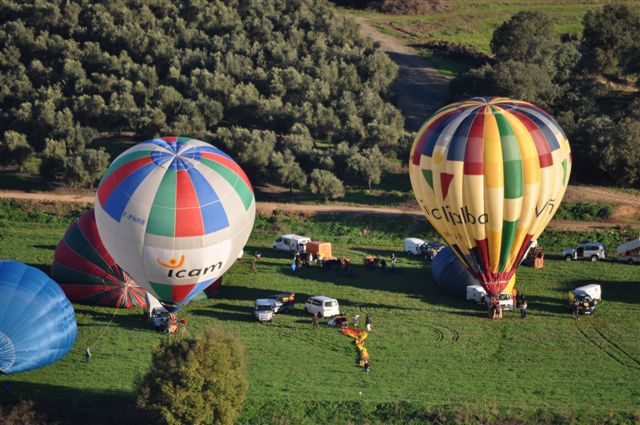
[
  {"x1": 410, "y1": 97, "x2": 571, "y2": 296},
  {"x1": 94, "y1": 136, "x2": 255, "y2": 311},
  {"x1": 52, "y1": 209, "x2": 147, "y2": 308},
  {"x1": 432, "y1": 247, "x2": 515, "y2": 298},
  {"x1": 0, "y1": 261, "x2": 77, "y2": 374}
]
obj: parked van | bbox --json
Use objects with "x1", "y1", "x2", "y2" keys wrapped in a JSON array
[
  {"x1": 466, "y1": 284, "x2": 487, "y2": 303},
  {"x1": 304, "y1": 296, "x2": 340, "y2": 317},
  {"x1": 145, "y1": 293, "x2": 168, "y2": 329},
  {"x1": 272, "y1": 234, "x2": 310, "y2": 253},
  {"x1": 616, "y1": 238, "x2": 640, "y2": 264},
  {"x1": 404, "y1": 238, "x2": 425, "y2": 255}
]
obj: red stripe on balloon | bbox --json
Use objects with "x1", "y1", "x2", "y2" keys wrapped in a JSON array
[
  {"x1": 55, "y1": 242, "x2": 115, "y2": 281},
  {"x1": 200, "y1": 152, "x2": 254, "y2": 192},
  {"x1": 172, "y1": 284, "x2": 195, "y2": 302},
  {"x1": 512, "y1": 234, "x2": 534, "y2": 270},
  {"x1": 175, "y1": 170, "x2": 205, "y2": 237},
  {"x1": 411, "y1": 110, "x2": 457, "y2": 166},
  {"x1": 511, "y1": 110, "x2": 553, "y2": 168},
  {"x1": 463, "y1": 112, "x2": 485, "y2": 175},
  {"x1": 475, "y1": 238, "x2": 491, "y2": 275},
  {"x1": 161, "y1": 136, "x2": 177, "y2": 143},
  {"x1": 76, "y1": 210, "x2": 118, "y2": 271},
  {"x1": 97, "y1": 157, "x2": 154, "y2": 207}
]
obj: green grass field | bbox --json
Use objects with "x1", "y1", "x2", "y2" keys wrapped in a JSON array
[
  {"x1": 1, "y1": 200, "x2": 639, "y2": 424},
  {"x1": 341, "y1": 1, "x2": 640, "y2": 55}
]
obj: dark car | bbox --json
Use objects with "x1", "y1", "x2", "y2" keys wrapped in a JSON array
[{"x1": 268, "y1": 293, "x2": 295, "y2": 313}]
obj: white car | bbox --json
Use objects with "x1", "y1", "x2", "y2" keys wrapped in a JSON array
[
  {"x1": 304, "y1": 296, "x2": 340, "y2": 317},
  {"x1": 254, "y1": 299, "x2": 275, "y2": 322},
  {"x1": 272, "y1": 234, "x2": 310, "y2": 253}
]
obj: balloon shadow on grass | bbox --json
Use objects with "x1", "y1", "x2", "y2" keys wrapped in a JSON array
[{"x1": 74, "y1": 306, "x2": 152, "y2": 331}]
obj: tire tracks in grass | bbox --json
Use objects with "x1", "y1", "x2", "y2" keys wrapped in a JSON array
[
  {"x1": 574, "y1": 321, "x2": 640, "y2": 369},
  {"x1": 430, "y1": 324, "x2": 459, "y2": 344}
]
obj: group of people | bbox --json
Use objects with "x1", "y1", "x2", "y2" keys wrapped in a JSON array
[
  {"x1": 293, "y1": 251, "x2": 322, "y2": 270},
  {"x1": 488, "y1": 292, "x2": 528, "y2": 320}
]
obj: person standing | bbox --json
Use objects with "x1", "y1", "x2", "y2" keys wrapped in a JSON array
[
  {"x1": 390, "y1": 253, "x2": 397, "y2": 268},
  {"x1": 312, "y1": 313, "x2": 319, "y2": 329},
  {"x1": 354, "y1": 314, "x2": 360, "y2": 327},
  {"x1": 365, "y1": 313, "x2": 372, "y2": 331},
  {"x1": 364, "y1": 362, "x2": 370, "y2": 373},
  {"x1": 85, "y1": 347, "x2": 92, "y2": 364},
  {"x1": 250, "y1": 258, "x2": 257, "y2": 274},
  {"x1": 520, "y1": 301, "x2": 528, "y2": 319}
]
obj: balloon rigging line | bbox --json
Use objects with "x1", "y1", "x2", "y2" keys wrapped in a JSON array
[{"x1": 88, "y1": 300, "x2": 122, "y2": 351}]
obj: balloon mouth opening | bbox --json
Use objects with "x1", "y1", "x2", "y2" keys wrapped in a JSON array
[{"x1": 0, "y1": 331, "x2": 17, "y2": 373}]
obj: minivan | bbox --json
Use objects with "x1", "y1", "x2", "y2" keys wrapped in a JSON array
[{"x1": 304, "y1": 296, "x2": 340, "y2": 317}]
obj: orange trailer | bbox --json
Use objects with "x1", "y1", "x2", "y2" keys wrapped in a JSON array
[{"x1": 306, "y1": 241, "x2": 334, "y2": 260}]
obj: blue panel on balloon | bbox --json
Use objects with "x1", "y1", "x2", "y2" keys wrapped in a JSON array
[
  {"x1": 0, "y1": 261, "x2": 77, "y2": 374},
  {"x1": 431, "y1": 247, "x2": 479, "y2": 298}
]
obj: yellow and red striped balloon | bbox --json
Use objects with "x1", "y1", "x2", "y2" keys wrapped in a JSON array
[{"x1": 409, "y1": 97, "x2": 571, "y2": 296}]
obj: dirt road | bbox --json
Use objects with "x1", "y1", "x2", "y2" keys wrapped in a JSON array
[
  {"x1": 355, "y1": 17, "x2": 450, "y2": 131},
  {"x1": 2, "y1": 188, "x2": 638, "y2": 231}
]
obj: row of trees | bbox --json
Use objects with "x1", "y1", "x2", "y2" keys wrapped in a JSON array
[
  {"x1": 0, "y1": 0, "x2": 404, "y2": 195},
  {"x1": 450, "y1": 5, "x2": 640, "y2": 187}
]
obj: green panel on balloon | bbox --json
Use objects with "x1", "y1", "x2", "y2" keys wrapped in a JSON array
[
  {"x1": 150, "y1": 281, "x2": 173, "y2": 302},
  {"x1": 147, "y1": 170, "x2": 176, "y2": 237}
]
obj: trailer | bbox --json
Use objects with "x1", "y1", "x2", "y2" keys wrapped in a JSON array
[
  {"x1": 616, "y1": 238, "x2": 640, "y2": 264},
  {"x1": 306, "y1": 241, "x2": 334, "y2": 260}
]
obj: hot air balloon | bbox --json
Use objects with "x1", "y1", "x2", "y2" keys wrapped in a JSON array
[
  {"x1": 410, "y1": 97, "x2": 571, "y2": 297},
  {"x1": 0, "y1": 261, "x2": 77, "y2": 374},
  {"x1": 431, "y1": 247, "x2": 515, "y2": 298},
  {"x1": 52, "y1": 209, "x2": 147, "y2": 308},
  {"x1": 94, "y1": 136, "x2": 255, "y2": 311}
]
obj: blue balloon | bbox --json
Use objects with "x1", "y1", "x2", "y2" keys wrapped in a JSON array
[
  {"x1": 0, "y1": 261, "x2": 77, "y2": 374},
  {"x1": 431, "y1": 247, "x2": 479, "y2": 298}
]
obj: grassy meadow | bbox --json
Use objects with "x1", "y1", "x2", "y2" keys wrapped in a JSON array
[{"x1": 0, "y1": 200, "x2": 639, "y2": 424}]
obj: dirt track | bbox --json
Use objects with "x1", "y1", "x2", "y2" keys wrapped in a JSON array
[
  {"x1": 2, "y1": 189, "x2": 638, "y2": 231},
  {"x1": 355, "y1": 17, "x2": 450, "y2": 131}
]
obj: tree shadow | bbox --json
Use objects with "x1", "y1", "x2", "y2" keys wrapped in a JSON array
[{"x1": 0, "y1": 382, "x2": 140, "y2": 425}]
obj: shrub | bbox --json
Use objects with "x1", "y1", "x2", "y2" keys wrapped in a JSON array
[
  {"x1": 0, "y1": 400, "x2": 49, "y2": 425},
  {"x1": 0, "y1": 131, "x2": 32, "y2": 168},
  {"x1": 309, "y1": 169, "x2": 346, "y2": 200},
  {"x1": 136, "y1": 327, "x2": 248, "y2": 425}
]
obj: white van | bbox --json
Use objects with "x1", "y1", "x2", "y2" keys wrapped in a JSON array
[
  {"x1": 272, "y1": 234, "x2": 310, "y2": 253},
  {"x1": 466, "y1": 284, "x2": 487, "y2": 303},
  {"x1": 304, "y1": 296, "x2": 340, "y2": 317},
  {"x1": 404, "y1": 238, "x2": 425, "y2": 255},
  {"x1": 574, "y1": 284, "x2": 602, "y2": 304},
  {"x1": 616, "y1": 238, "x2": 640, "y2": 264},
  {"x1": 145, "y1": 293, "x2": 168, "y2": 329}
]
